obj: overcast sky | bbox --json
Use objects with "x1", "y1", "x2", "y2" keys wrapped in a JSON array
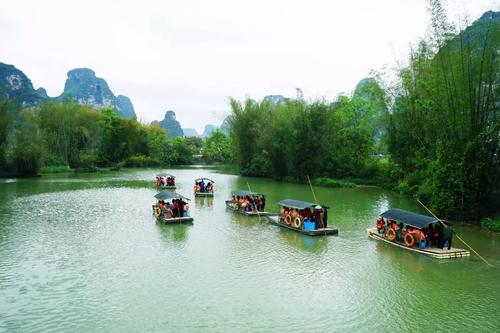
[{"x1": 1, "y1": 0, "x2": 497, "y2": 132}]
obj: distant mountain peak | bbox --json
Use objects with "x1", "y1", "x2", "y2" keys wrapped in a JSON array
[
  {"x1": 263, "y1": 95, "x2": 286, "y2": 104},
  {"x1": 165, "y1": 110, "x2": 177, "y2": 120},
  {"x1": 58, "y1": 68, "x2": 136, "y2": 118},
  {"x1": 0, "y1": 62, "x2": 45, "y2": 107},
  {"x1": 478, "y1": 10, "x2": 499, "y2": 21},
  {"x1": 182, "y1": 128, "x2": 199, "y2": 137},
  {"x1": 157, "y1": 110, "x2": 184, "y2": 138},
  {"x1": 202, "y1": 124, "x2": 217, "y2": 138}
]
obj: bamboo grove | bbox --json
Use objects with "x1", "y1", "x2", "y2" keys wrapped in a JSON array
[{"x1": 229, "y1": 3, "x2": 499, "y2": 219}]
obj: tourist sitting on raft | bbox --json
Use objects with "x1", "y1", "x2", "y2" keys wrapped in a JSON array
[
  {"x1": 194, "y1": 178, "x2": 214, "y2": 193},
  {"x1": 156, "y1": 176, "x2": 164, "y2": 187},
  {"x1": 156, "y1": 174, "x2": 175, "y2": 187},
  {"x1": 280, "y1": 205, "x2": 328, "y2": 230},
  {"x1": 166, "y1": 177, "x2": 175, "y2": 187},
  {"x1": 230, "y1": 192, "x2": 266, "y2": 212},
  {"x1": 156, "y1": 199, "x2": 189, "y2": 218},
  {"x1": 375, "y1": 209, "x2": 454, "y2": 249}
]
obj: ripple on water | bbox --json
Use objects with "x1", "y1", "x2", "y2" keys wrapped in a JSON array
[{"x1": 1, "y1": 171, "x2": 500, "y2": 332}]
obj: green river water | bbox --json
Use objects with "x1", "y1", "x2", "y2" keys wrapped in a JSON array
[{"x1": 0, "y1": 167, "x2": 499, "y2": 332}]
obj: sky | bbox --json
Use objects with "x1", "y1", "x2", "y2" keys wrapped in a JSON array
[{"x1": 0, "y1": 0, "x2": 497, "y2": 133}]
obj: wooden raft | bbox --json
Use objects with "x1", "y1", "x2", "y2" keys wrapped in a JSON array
[
  {"x1": 225, "y1": 200, "x2": 271, "y2": 216},
  {"x1": 267, "y1": 215, "x2": 338, "y2": 236},
  {"x1": 367, "y1": 228, "x2": 470, "y2": 259}
]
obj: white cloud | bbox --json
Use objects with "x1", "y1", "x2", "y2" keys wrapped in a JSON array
[{"x1": 0, "y1": 0, "x2": 497, "y2": 132}]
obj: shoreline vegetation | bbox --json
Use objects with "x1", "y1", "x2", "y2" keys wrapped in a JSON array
[
  {"x1": 226, "y1": 4, "x2": 499, "y2": 226},
  {"x1": 0, "y1": 2, "x2": 498, "y2": 229}
]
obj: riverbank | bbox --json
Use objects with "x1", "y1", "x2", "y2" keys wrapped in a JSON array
[{"x1": 482, "y1": 217, "x2": 500, "y2": 232}]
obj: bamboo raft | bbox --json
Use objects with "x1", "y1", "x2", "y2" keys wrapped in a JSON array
[
  {"x1": 157, "y1": 185, "x2": 176, "y2": 190},
  {"x1": 367, "y1": 228, "x2": 470, "y2": 259},
  {"x1": 156, "y1": 216, "x2": 193, "y2": 224},
  {"x1": 225, "y1": 200, "x2": 271, "y2": 216},
  {"x1": 267, "y1": 215, "x2": 338, "y2": 236},
  {"x1": 195, "y1": 191, "x2": 214, "y2": 197}
]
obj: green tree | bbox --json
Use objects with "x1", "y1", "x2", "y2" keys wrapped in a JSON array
[
  {"x1": 386, "y1": 1, "x2": 500, "y2": 217},
  {"x1": 13, "y1": 109, "x2": 44, "y2": 176},
  {"x1": 203, "y1": 130, "x2": 232, "y2": 163},
  {"x1": 0, "y1": 100, "x2": 13, "y2": 175}
]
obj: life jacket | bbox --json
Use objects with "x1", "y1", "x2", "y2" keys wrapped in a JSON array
[{"x1": 414, "y1": 229, "x2": 425, "y2": 241}]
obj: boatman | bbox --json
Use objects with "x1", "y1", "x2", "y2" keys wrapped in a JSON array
[
  {"x1": 313, "y1": 205, "x2": 324, "y2": 229},
  {"x1": 442, "y1": 225, "x2": 454, "y2": 250}
]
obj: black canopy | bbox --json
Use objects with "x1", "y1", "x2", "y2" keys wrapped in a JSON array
[
  {"x1": 231, "y1": 190, "x2": 264, "y2": 197},
  {"x1": 156, "y1": 173, "x2": 175, "y2": 178},
  {"x1": 278, "y1": 199, "x2": 328, "y2": 210},
  {"x1": 195, "y1": 177, "x2": 215, "y2": 183},
  {"x1": 380, "y1": 208, "x2": 447, "y2": 229},
  {"x1": 154, "y1": 192, "x2": 190, "y2": 201},
  {"x1": 278, "y1": 199, "x2": 315, "y2": 210}
]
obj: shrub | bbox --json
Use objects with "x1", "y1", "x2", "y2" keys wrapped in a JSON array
[
  {"x1": 312, "y1": 177, "x2": 355, "y2": 188},
  {"x1": 78, "y1": 154, "x2": 99, "y2": 172},
  {"x1": 125, "y1": 155, "x2": 160, "y2": 167},
  {"x1": 481, "y1": 217, "x2": 500, "y2": 232}
]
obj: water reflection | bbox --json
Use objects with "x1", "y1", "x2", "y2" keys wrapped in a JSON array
[
  {"x1": 155, "y1": 223, "x2": 190, "y2": 243},
  {"x1": 194, "y1": 196, "x2": 213, "y2": 208},
  {"x1": 230, "y1": 213, "x2": 263, "y2": 229},
  {"x1": 374, "y1": 241, "x2": 427, "y2": 274},
  {"x1": 278, "y1": 229, "x2": 328, "y2": 253}
]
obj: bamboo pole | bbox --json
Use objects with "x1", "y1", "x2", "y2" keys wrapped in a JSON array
[
  {"x1": 417, "y1": 199, "x2": 493, "y2": 267},
  {"x1": 246, "y1": 182, "x2": 261, "y2": 222},
  {"x1": 307, "y1": 175, "x2": 318, "y2": 204},
  {"x1": 307, "y1": 175, "x2": 325, "y2": 232}
]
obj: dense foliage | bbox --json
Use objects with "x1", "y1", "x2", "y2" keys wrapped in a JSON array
[
  {"x1": 228, "y1": 2, "x2": 499, "y2": 219},
  {"x1": 202, "y1": 130, "x2": 232, "y2": 163},
  {"x1": 386, "y1": 3, "x2": 499, "y2": 218},
  {"x1": 228, "y1": 91, "x2": 385, "y2": 181},
  {"x1": 0, "y1": 102, "x2": 207, "y2": 176}
]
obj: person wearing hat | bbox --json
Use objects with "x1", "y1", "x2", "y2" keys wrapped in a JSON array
[{"x1": 313, "y1": 205, "x2": 323, "y2": 229}]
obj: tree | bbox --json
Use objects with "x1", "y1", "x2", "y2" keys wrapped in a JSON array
[
  {"x1": 0, "y1": 100, "x2": 13, "y2": 174},
  {"x1": 203, "y1": 130, "x2": 232, "y2": 163},
  {"x1": 13, "y1": 109, "x2": 44, "y2": 176}
]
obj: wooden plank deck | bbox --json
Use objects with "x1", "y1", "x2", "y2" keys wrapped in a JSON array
[
  {"x1": 367, "y1": 228, "x2": 470, "y2": 259},
  {"x1": 225, "y1": 200, "x2": 271, "y2": 216},
  {"x1": 195, "y1": 192, "x2": 214, "y2": 197},
  {"x1": 267, "y1": 215, "x2": 338, "y2": 236},
  {"x1": 157, "y1": 186, "x2": 176, "y2": 190},
  {"x1": 156, "y1": 216, "x2": 193, "y2": 224}
]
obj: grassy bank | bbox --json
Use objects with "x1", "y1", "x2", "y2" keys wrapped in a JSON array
[
  {"x1": 40, "y1": 165, "x2": 71, "y2": 174},
  {"x1": 481, "y1": 217, "x2": 500, "y2": 232}
]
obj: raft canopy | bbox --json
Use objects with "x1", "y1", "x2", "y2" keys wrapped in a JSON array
[
  {"x1": 278, "y1": 199, "x2": 328, "y2": 210},
  {"x1": 380, "y1": 208, "x2": 449, "y2": 229},
  {"x1": 154, "y1": 192, "x2": 190, "y2": 201},
  {"x1": 231, "y1": 190, "x2": 264, "y2": 197},
  {"x1": 156, "y1": 173, "x2": 175, "y2": 178},
  {"x1": 195, "y1": 177, "x2": 215, "y2": 183}
]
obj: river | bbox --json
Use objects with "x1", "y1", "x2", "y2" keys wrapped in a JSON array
[{"x1": 0, "y1": 167, "x2": 499, "y2": 332}]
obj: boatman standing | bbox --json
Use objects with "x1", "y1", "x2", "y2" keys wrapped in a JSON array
[{"x1": 442, "y1": 225, "x2": 454, "y2": 250}]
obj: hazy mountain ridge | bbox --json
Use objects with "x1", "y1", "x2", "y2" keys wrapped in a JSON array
[
  {"x1": 0, "y1": 62, "x2": 46, "y2": 107},
  {"x1": 0, "y1": 63, "x2": 136, "y2": 118},
  {"x1": 56, "y1": 68, "x2": 136, "y2": 119},
  {"x1": 157, "y1": 110, "x2": 184, "y2": 138}
]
